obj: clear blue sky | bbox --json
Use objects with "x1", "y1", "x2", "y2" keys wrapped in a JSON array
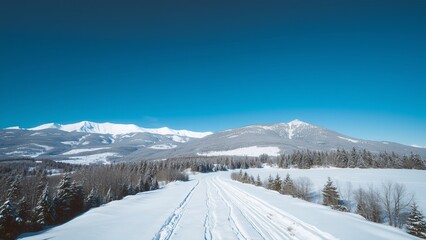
[{"x1": 1, "y1": 0, "x2": 425, "y2": 146}]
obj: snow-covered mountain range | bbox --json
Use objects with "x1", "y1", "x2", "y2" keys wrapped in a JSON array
[
  {"x1": 14, "y1": 121, "x2": 212, "y2": 138},
  {"x1": 1, "y1": 120, "x2": 425, "y2": 163}
]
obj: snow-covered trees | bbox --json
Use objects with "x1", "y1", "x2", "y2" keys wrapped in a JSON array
[
  {"x1": 33, "y1": 185, "x2": 52, "y2": 227},
  {"x1": 85, "y1": 188, "x2": 103, "y2": 210},
  {"x1": 53, "y1": 175, "x2": 84, "y2": 224},
  {"x1": 322, "y1": 177, "x2": 341, "y2": 209},
  {"x1": 0, "y1": 200, "x2": 21, "y2": 239},
  {"x1": 406, "y1": 202, "x2": 426, "y2": 239}
]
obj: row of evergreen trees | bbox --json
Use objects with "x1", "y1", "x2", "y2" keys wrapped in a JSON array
[
  {"x1": 275, "y1": 148, "x2": 425, "y2": 169},
  {"x1": 232, "y1": 170, "x2": 426, "y2": 238},
  {"x1": 0, "y1": 160, "x2": 187, "y2": 239}
]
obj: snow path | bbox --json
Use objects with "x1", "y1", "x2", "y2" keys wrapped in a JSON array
[
  {"x1": 21, "y1": 171, "x2": 417, "y2": 240},
  {"x1": 211, "y1": 177, "x2": 336, "y2": 240},
  {"x1": 154, "y1": 180, "x2": 200, "y2": 240}
]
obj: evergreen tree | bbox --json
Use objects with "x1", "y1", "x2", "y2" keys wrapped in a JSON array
[
  {"x1": 322, "y1": 177, "x2": 340, "y2": 207},
  {"x1": 271, "y1": 174, "x2": 282, "y2": 192},
  {"x1": 7, "y1": 175, "x2": 22, "y2": 202},
  {"x1": 34, "y1": 185, "x2": 52, "y2": 227},
  {"x1": 0, "y1": 200, "x2": 21, "y2": 239},
  {"x1": 282, "y1": 173, "x2": 296, "y2": 196},
  {"x1": 266, "y1": 174, "x2": 274, "y2": 189},
  {"x1": 348, "y1": 147, "x2": 358, "y2": 168},
  {"x1": 69, "y1": 181, "x2": 84, "y2": 215},
  {"x1": 17, "y1": 196, "x2": 32, "y2": 231},
  {"x1": 53, "y1": 175, "x2": 84, "y2": 224},
  {"x1": 406, "y1": 202, "x2": 426, "y2": 239},
  {"x1": 255, "y1": 175, "x2": 262, "y2": 186},
  {"x1": 85, "y1": 188, "x2": 103, "y2": 210}
]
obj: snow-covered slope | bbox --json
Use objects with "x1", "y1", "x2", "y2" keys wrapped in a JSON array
[
  {"x1": 28, "y1": 121, "x2": 212, "y2": 138},
  {"x1": 20, "y1": 170, "x2": 419, "y2": 240},
  {"x1": 123, "y1": 119, "x2": 426, "y2": 160},
  {"x1": 3, "y1": 119, "x2": 426, "y2": 163}
]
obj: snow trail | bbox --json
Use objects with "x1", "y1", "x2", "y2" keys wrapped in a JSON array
[
  {"x1": 153, "y1": 180, "x2": 200, "y2": 240},
  {"x1": 212, "y1": 176, "x2": 337, "y2": 240}
]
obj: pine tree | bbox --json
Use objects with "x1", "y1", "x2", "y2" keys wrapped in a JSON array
[
  {"x1": 322, "y1": 177, "x2": 340, "y2": 207},
  {"x1": 266, "y1": 174, "x2": 273, "y2": 189},
  {"x1": 255, "y1": 175, "x2": 262, "y2": 186},
  {"x1": 85, "y1": 188, "x2": 103, "y2": 210},
  {"x1": 282, "y1": 173, "x2": 296, "y2": 196},
  {"x1": 7, "y1": 175, "x2": 22, "y2": 202},
  {"x1": 406, "y1": 202, "x2": 426, "y2": 239},
  {"x1": 0, "y1": 200, "x2": 21, "y2": 239},
  {"x1": 17, "y1": 196, "x2": 32, "y2": 231},
  {"x1": 34, "y1": 185, "x2": 52, "y2": 228},
  {"x1": 69, "y1": 181, "x2": 84, "y2": 215},
  {"x1": 53, "y1": 175, "x2": 84, "y2": 224},
  {"x1": 271, "y1": 174, "x2": 282, "y2": 192}
]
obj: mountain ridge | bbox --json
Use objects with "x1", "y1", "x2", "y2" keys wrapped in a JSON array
[
  {"x1": 2, "y1": 119, "x2": 425, "y2": 163},
  {"x1": 11, "y1": 120, "x2": 212, "y2": 138}
]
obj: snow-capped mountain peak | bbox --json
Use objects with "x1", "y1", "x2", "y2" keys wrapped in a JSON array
[
  {"x1": 26, "y1": 121, "x2": 212, "y2": 138},
  {"x1": 286, "y1": 119, "x2": 314, "y2": 139},
  {"x1": 288, "y1": 119, "x2": 310, "y2": 127}
]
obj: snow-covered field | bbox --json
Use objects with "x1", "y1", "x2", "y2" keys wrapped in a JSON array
[
  {"x1": 20, "y1": 169, "x2": 420, "y2": 240},
  {"x1": 198, "y1": 146, "x2": 281, "y2": 157},
  {"x1": 244, "y1": 167, "x2": 426, "y2": 211},
  {"x1": 59, "y1": 152, "x2": 119, "y2": 165}
]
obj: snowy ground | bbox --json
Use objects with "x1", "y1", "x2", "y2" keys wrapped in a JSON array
[
  {"x1": 244, "y1": 167, "x2": 426, "y2": 211},
  {"x1": 20, "y1": 170, "x2": 418, "y2": 240}
]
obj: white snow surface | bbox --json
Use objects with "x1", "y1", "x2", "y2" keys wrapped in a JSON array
[
  {"x1": 61, "y1": 141, "x2": 79, "y2": 146},
  {"x1": 198, "y1": 146, "x2": 281, "y2": 157},
  {"x1": 149, "y1": 144, "x2": 178, "y2": 150},
  {"x1": 59, "y1": 152, "x2": 119, "y2": 165},
  {"x1": 27, "y1": 121, "x2": 212, "y2": 138},
  {"x1": 245, "y1": 167, "x2": 426, "y2": 211},
  {"x1": 338, "y1": 136, "x2": 360, "y2": 143},
  {"x1": 288, "y1": 119, "x2": 311, "y2": 139},
  {"x1": 5, "y1": 126, "x2": 21, "y2": 129},
  {"x1": 62, "y1": 147, "x2": 110, "y2": 155},
  {"x1": 412, "y1": 145, "x2": 426, "y2": 148},
  {"x1": 20, "y1": 170, "x2": 417, "y2": 240}
]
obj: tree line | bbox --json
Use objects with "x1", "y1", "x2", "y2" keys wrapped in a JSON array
[
  {"x1": 232, "y1": 170, "x2": 426, "y2": 238},
  {"x1": 274, "y1": 148, "x2": 425, "y2": 169},
  {"x1": 0, "y1": 160, "x2": 188, "y2": 239}
]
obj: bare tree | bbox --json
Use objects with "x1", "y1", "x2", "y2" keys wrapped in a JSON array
[
  {"x1": 294, "y1": 177, "x2": 313, "y2": 201},
  {"x1": 381, "y1": 181, "x2": 394, "y2": 226},
  {"x1": 393, "y1": 183, "x2": 413, "y2": 228}
]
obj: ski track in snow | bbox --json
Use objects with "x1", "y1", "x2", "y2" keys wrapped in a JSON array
[
  {"x1": 211, "y1": 177, "x2": 336, "y2": 240},
  {"x1": 161, "y1": 175, "x2": 336, "y2": 240},
  {"x1": 153, "y1": 180, "x2": 200, "y2": 240}
]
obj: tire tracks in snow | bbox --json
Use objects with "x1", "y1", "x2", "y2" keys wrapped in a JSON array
[
  {"x1": 214, "y1": 177, "x2": 337, "y2": 240},
  {"x1": 153, "y1": 180, "x2": 200, "y2": 240}
]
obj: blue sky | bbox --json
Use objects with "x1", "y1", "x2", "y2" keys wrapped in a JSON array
[{"x1": 1, "y1": 0, "x2": 425, "y2": 146}]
